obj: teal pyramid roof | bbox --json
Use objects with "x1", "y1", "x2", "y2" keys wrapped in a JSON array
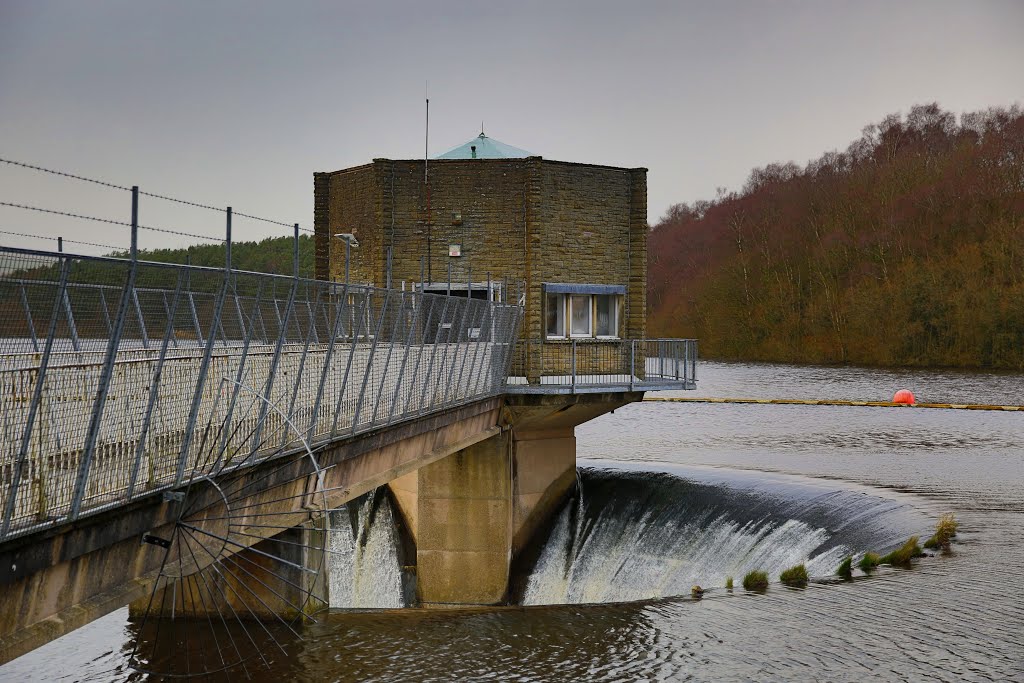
[{"x1": 435, "y1": 132, "x2": 532, "y2": 159}]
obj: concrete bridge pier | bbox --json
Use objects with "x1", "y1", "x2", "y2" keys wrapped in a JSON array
[{"x1": 389, "y1": 393, "x2": 639, "y2": 606}]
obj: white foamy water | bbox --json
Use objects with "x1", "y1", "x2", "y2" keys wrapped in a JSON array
[
  {"x1": 328, "y1": 492, "x2": 405, "y2": 609},
  {"x1": 521, "y1": 465, "x2": 921, "y2": 605},
  {"x1": 524, "y1": 497, "x2": 845, "y2": 605}
]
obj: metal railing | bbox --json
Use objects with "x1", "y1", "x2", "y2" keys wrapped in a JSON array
[
  {"x1": 0, "y1": 246, "x2": 522, "y2": 541},
  {"x1": 506, "y1": 338, "x2": 697, "y2": 393}
]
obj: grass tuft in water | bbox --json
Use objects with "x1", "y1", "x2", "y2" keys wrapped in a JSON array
[
  {"x1": 836, "y1": 556, "x2": 853, "y2": 579},
  {"x1": 924, "y1": 513, "x2": 959, "y2": 550},
  {"x1": 779, "y1": 564, "x2": 808, "y2": 587},
  {"x1": 858, "y1": 552, "x2": 881, "y2": 572},
  {"x1": 742, "y1": 570, "x2": 769, "y2": 592},
  {"x1": 879, "y1": 536, "x2": 922, "y2": 567},
  {"x1": 725, "y1": 576, "x2": 733, "y2": 591},
  {"x1": 691, "y1": 585, "x2": 704, "y2": 598}
]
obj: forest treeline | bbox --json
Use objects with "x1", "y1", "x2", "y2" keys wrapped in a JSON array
[
  {"x1": 110, "y1": 234, "x2": 315, "y2": 280},
  {"x1": 7, "y1": 234, "x2": 314, "y2": 287},
  {"x1": 648, "y1": 104, "x2": 1024, "y2": 369}
]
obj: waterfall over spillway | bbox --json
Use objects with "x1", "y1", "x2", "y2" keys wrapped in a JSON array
[
  {"x1": 328, "y1": 489, "x2": 405, "y2": 609},
  {"x1": 521, "y1": 463, "x2": 928, "y2": 605}
]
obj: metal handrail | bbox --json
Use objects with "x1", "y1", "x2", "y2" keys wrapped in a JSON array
[
  {"x1": 506, "y1": 337, "x2": 698, "y2": 393},
  {"x1": 0, "y1": 246, "x2": 523, "y2": 541}
]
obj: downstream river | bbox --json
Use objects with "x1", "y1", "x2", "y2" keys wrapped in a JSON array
[{"x1": 3, "y1": 361, "x2": 1022, "y2": 681}]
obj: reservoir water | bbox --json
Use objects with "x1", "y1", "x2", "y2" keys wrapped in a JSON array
[{"x1": 2, "y1": 361, "x2": 1022, "y2": 681}]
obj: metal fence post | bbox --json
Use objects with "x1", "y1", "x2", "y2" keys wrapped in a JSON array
[
  {"x1": 416, "y1": 295, "x2": 450, "y2": 415},
  {"x1": 351, "y1": 290, "x2": 391, "y2": 434},
  {"x1": 331, "y1": 288, "x2": 371, "y2": 434},
  {"x1": 283, "y1": 280, "x2": 321, "y2": 443},
  {"x1": 18, "y1": 284, "x2": 39, "y2": 352},
  {"x1": 251, "y1": 273, "x2": 299, "y2": 452},
  {"x1": 440, "y1": 294, "x2": 470, "y2": 406},
  {"x1": 370, "y1": 289, "x2": 408, "y2": 425},
  {"x1": 61, "y1": 280, "x2": 80, "y2": 353},
  {"x1": 385, "y1": 290, "x2": 421, "y2": 426},
  {"x1": 175, "y1": 212, "x2": 232, "y2": 486},
  {"x1": 458, "y1": 299, "x2": 485, "y2": 401},
  {"x1": 127, "y1": 266, "x2": 186, "y2": 499},
  {"x1": 132, "y1": 288, "x2": 149, "y2": 350},
  {"x1": 69, "y1": 186, "x2": 140, "y2": 519},
  {"x1": 629, "y1": 339, "x2": 635, "y2": 391},
  {"x1": 2, "y1": 256, "x2": 71, "y2": 536},
  {"x1": 692, "y1": 340, "x2": 698, "y2": 384},
  {"x1": 571, "y1": 339, "x2": 577, "y2": 394},
  {"x1": 219, "y1": 279, "x2": 266, "y2": 461},
  {"x1": 403, "y1": 291, "x2": 439, "y2": 415},
  {"x1": 307, "y1": 283, "x2": 348, "y2": 443}
]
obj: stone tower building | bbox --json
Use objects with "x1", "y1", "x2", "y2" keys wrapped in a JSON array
[{"x1": 313, "y1": 132, "x2": 648, "y2": 354}]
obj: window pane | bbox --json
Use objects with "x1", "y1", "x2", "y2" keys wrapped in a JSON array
[
  {"x1": 570, "y1": 294, "x2": 591, "y2": 336},
  {"x1": 596, "y1": 295, "x2": 616, "y2": 336},
  {"x1": 546, "y1": 293, "x2": 564, "y2": 336}
]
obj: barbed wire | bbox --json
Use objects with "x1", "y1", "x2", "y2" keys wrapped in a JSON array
[
  {"x1": 0, "y1": 200, "x2": 221, "y2": 242},
  {"x1": 0, "y1": 156, "x2": 131, "y2": 191},
  {"x1": 137, "y1": 189, "x2": 223, "y2": 212},
  {"x1": 1, "y1": 156, "x2": 309, "y2": 233},
  {"x1": 0, "y1": 229, "x2": 121, "y2": 251},
  {"x1": 137, "y1": 224, "x2": 221, "y2": 242}
]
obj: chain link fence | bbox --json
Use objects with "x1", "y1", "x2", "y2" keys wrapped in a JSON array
[{"x1": 0, "y1": 246, "x2": 521, "y2": 540}]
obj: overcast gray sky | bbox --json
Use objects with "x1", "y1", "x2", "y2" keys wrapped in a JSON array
[{"x1": 1, "y1": 0, "x2": 1021, "y2": 254}]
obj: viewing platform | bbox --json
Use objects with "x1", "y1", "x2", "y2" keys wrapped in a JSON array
[{"x1": 507, "y1": 338, "x2": 697, "y2": 394}]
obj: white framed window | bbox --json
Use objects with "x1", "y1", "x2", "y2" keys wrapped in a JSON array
[
  {"x1": 546, "y1": 292, "x2": 564, "y2": 338},
  {"x1": 595, "y1": 294, "x2": 618, "y2": 337},
  {"x1": 569, "y1": 294, "x2": 592, "y2": 337},
  {"x1": 544, "y1": 284, "x2": 623, "y2": 340}
]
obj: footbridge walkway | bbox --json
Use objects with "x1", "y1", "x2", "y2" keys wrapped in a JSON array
[{"x1": 0, "y1": 244, "x2": 696, "y2": 671}]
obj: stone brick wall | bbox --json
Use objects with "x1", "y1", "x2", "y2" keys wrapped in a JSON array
[
  {"x1": 317, "y1": 163, "x2": 380, "y2": 285},
  {"x1": 314, "y1": 156, "x2": 647, "y2": 378}
]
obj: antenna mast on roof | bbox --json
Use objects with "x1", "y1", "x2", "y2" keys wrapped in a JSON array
[
  {"x1": 425, "y1": 84, "x2": 429, "y2": 184},
  {"x1": 425, "y1": 82, "x2": 432, "y2": 282}
]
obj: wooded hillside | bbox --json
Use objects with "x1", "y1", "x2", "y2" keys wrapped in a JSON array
[{"x1": 648, "y1": 104, "x2": 1024, "y2": 369}]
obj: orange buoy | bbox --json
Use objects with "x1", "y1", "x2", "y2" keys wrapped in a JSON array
[{"x1": 893, "y1": 389, "x2": 915, "y2": 405}]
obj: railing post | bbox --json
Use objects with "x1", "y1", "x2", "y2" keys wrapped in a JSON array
[
  {"x1": 453, "y1": 297, "x2": 484, "y2": 402},
  {"x1": 2, "y1": 256, "x2": 71, "y2": 537},
  {"x1": 219, "y1": 279, "x2": 266, "y2": 461},
  {"x1": 416, "y1": 295, "x2": 451, "y2": 415},
  {"x1": 18, "y1": 283, "x2": 39, "y2": 352},
  {"x1": 368, "y1": 290, "x2": 402, "y2": 425},
  {"x1": 351, "y1": 290, "x2": 391, "y2": 434},
  {"x1": 466, "y1": 298, "x2": 491, "y2": 397},
  {"x1": 629, "y1": 339, "x2": 635, "y2": 391},
  {"x1": 385, "y1": 288, "x2": 421, "y2": 427},
  {"x1": 440, "y1": 293, "x2": 470, "y2": 406},
  {"x1": 225, "y1": 207, "x2": 232, "y2": 270},
  {"x1": 127, "y1": 265, "x2": 186, "y2": 499},
  {"x1": 132, "y1": 288, "x2": 149, "y2": 350},
  {"x1": 283, "y1": 279, "x2": 322, "y2": 446},
  {"x1": 61, "y1": 278, "x2": 80, "y2": 353},
  {"x1": 692, "y1": 340, "x2": 698, "y2": 384},
  {"x1": 251, "y1": 270, "x2": 299, "y2": 452},
  {"x1": 175, "y1": 209, "x2": 231, "y2": 485},
  {"x1": 330, "y1": 288, "x2": 367, "y2": 434},
  {"x1": 403, "y1": 291, "x2": 438, "y2": 415},
  {"x1": 69, "y1": 186, "x2": 139, "y2": 520},
  {"x1": 308, "y1": 282, "x2": 347, "y2": 443},
  {"x1": 571, "y1": 339, "x2": 577, "y2": 394}
]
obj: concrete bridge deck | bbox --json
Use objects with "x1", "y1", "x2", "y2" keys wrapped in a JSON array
[{"x1": 0, "y1": 246, "x2": 697, "y2": 671}]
